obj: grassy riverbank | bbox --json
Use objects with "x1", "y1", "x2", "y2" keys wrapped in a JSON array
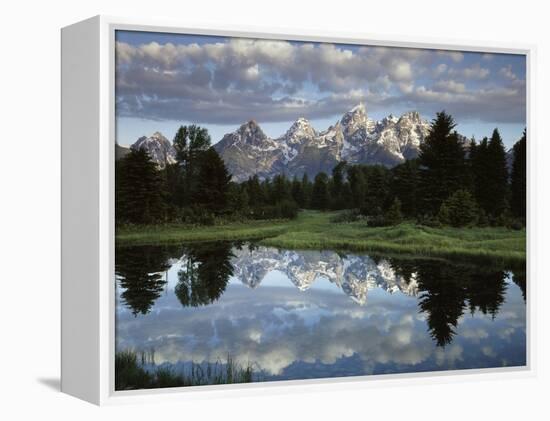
[{"x1": 116, "y1": 211, "x2": 526, "y2": 263}]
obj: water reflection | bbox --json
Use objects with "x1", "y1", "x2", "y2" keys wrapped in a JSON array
[
  {"x1": 175, "y1": 242, "x2": 235, "y2": 307},
  {"x1": 115, "y1": 242, "x2": 526, "y2": 382}
]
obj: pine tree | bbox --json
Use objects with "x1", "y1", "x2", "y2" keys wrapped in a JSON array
[
  {"x1": 391, "y1": 160, "x2": 419, "y2": 217},
  {"x1": 510, "y1": 129, "x2": 526, "y2": 219},
  {"x1": 193, "y1": 147, "x2": 231, "y2": 213},
  {"x1": 385, "y1": 198, "x2": 403, "y2": 225},
  {"x1": 471, "y1": 137, "x2": 489, "y2": 211},
  {"x1": 418, "y1": 111, "x2": 466, "y2": 215},
  {"x1": 291, "y1": 176, "x2": 305, "y2": 207},
  {"x1": 311, "y1": 172, "x2": 329, "y2": 210},
  {"x1": 301, "y1": 173, "x2": 312, "y2": 208},
  {"x1": 116, "y1": 149, "x2": 166, "y2": 224},
  {"x1": 484, "y1": 128, "x2": 509, "y2": 217},
  {"x1": 437, "y1": 189, "x2": 478, "y2": 227},
  {"x1": 347, "y1": 165, "x2": 367, "y2": 209},
  {"x1": 173, "y1": 125, "x2": 211, "y2": 205}
]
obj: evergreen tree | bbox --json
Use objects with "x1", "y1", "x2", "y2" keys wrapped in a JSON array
[
  {"x1": 116, "y1": 149, "x2": 166, "y2": 224},
  {"x1": 291, "y1": 176, "x2": 305, "y2": 207},
  {"x1": 391, "y1": 160, "x2": 419, "y2": 217},
  {"x1": 437, "y1": 189, "x2": 478, "y2": 227},
  {"x1": 363, "y1": 165, "x2": 391, "y2": 214},
  {"x1": 331, "y1": 161, "x2": 347, "y2": 209},
  {"x1": 484, "y1": 128, "x2": 509, "y2": 217},
  {"x1": 301, "y1": 173, "x2": 312, "y2": 208},
  {"x1": 471, "y1": 137, "x2": 489, "y2": 210},
  {"x1": 173, "y1": 125, "x2": 211, "y2": 205},
  {"x1": 418, "y1": 111, "x2": 466, "y2": 215},
  {"x1": 245, "y1": 175, "x2": 265, "y2": 207},
  {"x1": 385, "y1": 198, "x2": 403, "y2": 225},
  {"x1": 193, "y1": 147, "x2": 232, "y2": 213},
  {"x1": 311, "y1": 172, "x2": 329, "y2": 210},
  {"x1": 511, "y1": 129, "x2": 526, "y2": 219},
  {"x1": 347, "y1": 165, "x2": 367, "y2": 209}
]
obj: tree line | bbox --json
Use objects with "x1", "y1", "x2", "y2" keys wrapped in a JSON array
[{"x1": 116, "y1": 111, "x2": 526, "y2": 228}]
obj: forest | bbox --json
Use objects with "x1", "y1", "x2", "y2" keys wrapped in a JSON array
[{"x1": 115, "y1": 111, "x2": 527, "y2": 230}]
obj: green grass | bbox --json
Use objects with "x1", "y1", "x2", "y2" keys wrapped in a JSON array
[
  {"x1": 115, "y1": 350, "x2": 256, "y2": 390},
  {"x1": 116, "y1": 210, "x2": 526, "y2": 263}
]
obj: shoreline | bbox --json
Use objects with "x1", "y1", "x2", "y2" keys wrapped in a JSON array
[{"x1": 115, "y1": 211, "x2": 526, "y2": 264}]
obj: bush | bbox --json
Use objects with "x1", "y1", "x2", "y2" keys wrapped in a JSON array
[
  {"x1": 329, "y1": 209, "x2": 363, "y2": 223},
  {"x1": 385, "y1": 198, "x2": 403, "y2": 226},
  {"x1": 278, "y1": 200, "x2": 299, "y2": 219},
  {"x1": 438, "y1": 189, "x2": 478, "y2": 227}
]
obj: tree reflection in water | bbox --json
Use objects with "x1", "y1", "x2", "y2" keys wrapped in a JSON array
[
  {"x1": 115, "y1": 244, "x2": 181, "y2": 316},
  {"x1": 390, "y1": 258, "x2": 510, "y2": 347},
  {"x1": 116, "y1": 241, "x2": 521, "y2": 348},
  {"x1": 175, "y1": 242, "x2": 236, "y2": 307}
]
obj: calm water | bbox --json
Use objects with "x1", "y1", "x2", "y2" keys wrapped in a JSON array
[{"x1": 115, "y1": 242, "x2": 526, "y2": 384}]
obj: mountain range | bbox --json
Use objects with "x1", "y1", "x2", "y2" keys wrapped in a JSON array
[
  {"x1": 117, "y1": 104, "x2": 483, "y2": 181},
  {"x1": 213, "y1": 103, "x2": 432, "y2": 181},
  {"x1": 228, "y1": 246, "x2": 419, "y2": 305}
]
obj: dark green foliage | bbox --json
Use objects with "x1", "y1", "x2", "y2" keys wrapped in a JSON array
[
  {"x1": 175, "y1": 242, "x2": 234, "y2": 307},
  {"x1": 301, "y1": 173, "x2": 312, "y2": 208},
  {"x1": 418, "y1": 112, "x2": 467, "y2": 215},
  {"x1": 347, "y1": 165, "x2": 367, "y2": 209},
  {"x1": 311, "y1": 172, "x2": 330, "y2": 210},
  {"x1": 390, "y1": 258, "x2": 508, "y2": 346},
  {"x1": 291, "y1": 176, "x2": 305, "y2": 207},
  {"x1": 438, "y1": 189, "x2": 478, "y2": 227},
  {"x1": 486, "y1": 129, "x2": 510, "y2": 216},
  {"x1": 471, "y1": 130, "x2": 510, "y2": 218},
  {"x1": 391, "y1": 160, "x2": 420, "y2": 217},
  {"x1": 385, "y1": 198, "x2": 403, "y2": 226},
  {"x1": 115, "y1": 244, "x2": 180, "y2": 315},
  {"x1": 193, "y1": 148, "x2": 232, "y2": 213},
  {"x1": 116, "y1": 149, "x2": 167, "y2": 224},
  {"x1": 115, "y1": 112, "x2": 525, "y2": 228},
  {"x1": 172, "y1": 125, "x2": 212, "y2": 206},
  {"x1": 511, "y1": 130, "x2": 526, "y2": 219}
]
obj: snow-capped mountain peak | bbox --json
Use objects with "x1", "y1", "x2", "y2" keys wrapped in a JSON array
[
  {"x1": 130, "y1": 131, "x2": 176, "y2": 168},
  {"x1": 211, "y1": 103, "x2": 433, "y2": 181}
]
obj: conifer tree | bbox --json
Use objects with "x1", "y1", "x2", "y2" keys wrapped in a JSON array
[
  {"x1": 418, "y1": 111, "x2": 466, "y2": 215},
  {"x1": 116, "y1": 149, "x2": 166, "y2": 225},
  {"x1": 193, "y1": 147, "x2": 231, "y2": 213},
  {"x1": 484, "y1": 128, "x2": 509, "y2": 217},
  {"x1": 311, "y1": 172, "x2": 329, "y2": 210},
  {"x1": 510, "y1": 130, "x2": 526, "y2": 219},
  {"x1": 173, "y1": 125, "x2": 211, "y2": 205}
]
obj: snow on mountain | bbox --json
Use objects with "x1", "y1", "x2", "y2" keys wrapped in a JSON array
[
  {"x1": 231, "y1": 246, "x2": 418, "y2": 305},
  {"x1": 215, "y1": 103, "x2": 432, "y2": 181},
  {"x1": 130, "y1": 131, "x2": 177, "y2": 168}
]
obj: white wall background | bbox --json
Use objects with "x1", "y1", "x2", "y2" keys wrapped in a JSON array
[{"x1": 0, "y1": 0, "x2": 548, "y2": 419}]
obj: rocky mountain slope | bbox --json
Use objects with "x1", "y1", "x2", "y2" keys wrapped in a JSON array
[
  {"x1": 214, "y1": 103, "x2": 432, "y2": 181},
  {"x1": 129, "y1": 131, "x2": 177, "y2": 168},
  {"x1": 230, "y1": 246, "x2": 418, "y2": 305}
]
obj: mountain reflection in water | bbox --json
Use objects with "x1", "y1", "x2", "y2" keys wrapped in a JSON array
[{"x1": 115, "y1": 241, "x2": 526, "y2": 382}]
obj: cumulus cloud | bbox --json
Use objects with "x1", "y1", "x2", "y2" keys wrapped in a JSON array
[
  {"x1": 116, "y1": 272, "x2": 526, "y2": 378},
  {"x1": 115, "y1": 35, "x2": 526, "y2": 127}
]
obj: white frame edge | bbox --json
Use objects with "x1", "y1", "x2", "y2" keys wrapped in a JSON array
[{"x1": 61, "y1": 14, "x2": 536, "y2": 406}]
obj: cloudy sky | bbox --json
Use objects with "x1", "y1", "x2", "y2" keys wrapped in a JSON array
[{"x1": 115, "y1": 30, "x2": 526, "y2": 148}]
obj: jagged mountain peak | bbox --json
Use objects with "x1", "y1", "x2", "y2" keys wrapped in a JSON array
[
  {"x1": 215, "y1": 103, "x2": 433, "y2": 181},
  {"x1": 130, "y1": 131, "x2": 177, "y2": 168},
  {"x1": 282, "y1": 117, "x2": 317, "y2": 141}
]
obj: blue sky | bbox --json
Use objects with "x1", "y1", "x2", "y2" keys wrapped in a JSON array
[{"x1": 115, "y1": 30, "x2": 526, "y2": 148}]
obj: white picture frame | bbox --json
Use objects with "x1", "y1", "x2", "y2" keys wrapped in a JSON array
[{"x1": 61, "y1": 15, "x2": 535, "y2": 406}]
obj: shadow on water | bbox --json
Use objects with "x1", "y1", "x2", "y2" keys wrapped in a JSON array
[{"x1": 116, "y1": 241, "x2": 526, "y2": 348}]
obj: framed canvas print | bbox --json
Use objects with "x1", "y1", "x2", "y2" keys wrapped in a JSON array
[{"x1": 61, "y1": 16, "x2": 533, "y2": 405}]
